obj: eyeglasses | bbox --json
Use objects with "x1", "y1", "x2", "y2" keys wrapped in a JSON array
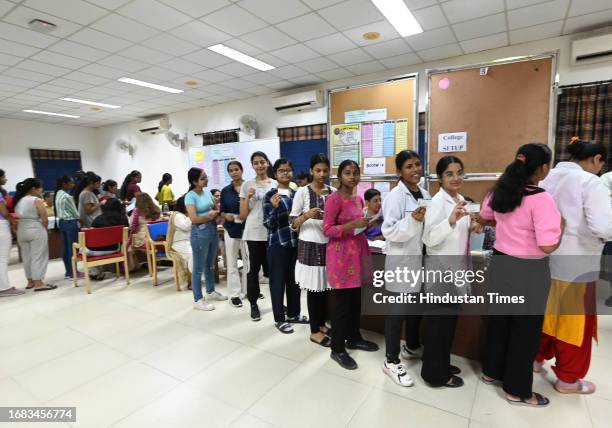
[
  {"x1": 276, "y1": 169, "x2": 292, "y2": 174},
  {"x1": 442, "y1": 171, "x2": 465, "y2": 178}
]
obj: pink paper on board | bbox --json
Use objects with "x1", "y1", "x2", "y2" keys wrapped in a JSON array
[
  {"x1": 438, "y1": 77, "x2": 450, "y2": 90},
  {"x1": 361, "y1": 122, "x2": 373, "y2": 157},
  {"x1": 357, "y1": 182, "x2": 372, "y2": 201}
]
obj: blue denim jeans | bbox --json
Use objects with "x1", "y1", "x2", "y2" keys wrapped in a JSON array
[
  {"x1": 190, "y1": 223, "x2": 218, "y2": 302},
  {"x1": 58, "y1": 219, "x2": 79, "y2": 276}
]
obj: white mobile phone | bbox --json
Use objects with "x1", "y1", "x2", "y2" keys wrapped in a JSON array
[
  {"x1": 417, "y1": 198, "x2": 432, "y2": 208},
  {"x1": 467, "y1": 202, "x2": 481, "y2": 213}
]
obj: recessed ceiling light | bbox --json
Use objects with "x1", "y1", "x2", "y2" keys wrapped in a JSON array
[
  {"x1": 363, "y1": 31, "x2": 380, "y2": 41},
  {"x1": 370, "y1": 0, "x2": 423, "y2": 37},
  {"x1": 208, "y1": 44, "x2": 275, "y2": 71},
  {"x1": 28, "y1": 19, "x2": 56, "y2": 33},
  {"x1": 90, "y1": 107, "x2": 102, "y2": 111},
  {"x1": 23, "y1": 109, "x2": 80, "y2": 119},
  {"x1": 185, "y1": 80, "x2": 198, "y2": 87},
  {"x1": 117, "y1": 77, "x2": 184, "y2": 94},
  {"x1": 60, "y1": 97, "x2": 121, "y2": 109}
]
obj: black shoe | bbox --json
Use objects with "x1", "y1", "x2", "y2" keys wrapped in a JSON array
[
  {"x1": 606, "y1": 295, "x2": 612, "y2": 307},
  {"x1": 330, "y1": 352, "x2": 358, "y2": 370},
  {"x1": 346, "y1": 340, "x2": 379, "y2": 352},
  {"x1": 444, "y1": 375, "x2": 464, "y2": 388},
  {"x1": 258, "y1": 293, "x2": 264, "y2": 300},
  {"x1": 250, "y1": 304, "x2": 261, "y2": 321},
  {"x1": 230, "y1": 297, "x2": 243, "y2": 308},
  {"x1": 450, "y1": 365, "x2": 461, "y2": 375}
]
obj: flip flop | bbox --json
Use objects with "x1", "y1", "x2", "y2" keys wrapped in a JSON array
[
  {"x1": 506, "y1": 392, "x2": 549, "y2": 407},
  {"x1": 481, "y1": 375, "x2": 502, "y2": 386},
  {"x1": 554, "y1": 380, "x2": 595, "y2": 395},
  {"x1": 310, "y1": 336, "x2": 331, "y2": 348},
  {"x1": 26, "y1": 284, "x2": 34, "y2": 289},
  {"x1": 286, "y1": 315, "x2": 309, "y2": 324},
  {"x1": 34, "y1": 284, "x2": 58, "y2": 292}
]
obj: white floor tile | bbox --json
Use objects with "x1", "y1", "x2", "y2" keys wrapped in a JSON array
[
  {"x1": 247, "y1": 322, "x2": 319, "y2": 362},
  {"x1": 70, "y1": 307, "x2": 158, "y2": 341},
  {"x1": 588, "y1": 355, "x2": 612, "y2": 401},
  {"x1": 585, "y1": 395, "x2": 612, "y2": 428},
  {"x1": 0, "y1": 315, "x2": 66, "y2": 350},
  {"x1": 230, "y1": 413, "x2": 276, "y2": 428}
]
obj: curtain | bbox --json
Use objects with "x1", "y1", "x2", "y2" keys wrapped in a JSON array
[
  {"x1": 278, "y1": 124, "x2": 328, "y2": 177},
  {"x1": 29, "y1": 149, "x2": 83, "y2": 191},
  {"x1": 555, "y1": 82, "x2": 612, "y2": 170},
  {"x1": 197, "y1": 129, "x2": 239, "y2": 146}
]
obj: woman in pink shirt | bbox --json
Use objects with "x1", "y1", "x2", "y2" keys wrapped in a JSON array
[
  {"x1": 323, "y1": 160, "x2": 378, "y2": 370},
  {"x1": 479, "y1": 143, "x2": 563, "y2": 407}
]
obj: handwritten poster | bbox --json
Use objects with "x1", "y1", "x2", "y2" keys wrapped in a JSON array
[
  {"x1": 372, "y1": 121, "x2": 384, "y2": 157},
  {"x1": 383, "y1": 121, "x2": 396, "y2": 156},
  {"x1": 394, "y1": 119, "x2": 408, "y2": 152},
  {"x1": 363, "y1": 157, "x2": 386, "y2": 175},
  {"x1": 331, "y1": 123, "x2": 361, "y2": 167},
  {"x1": 361, "y1": 122, "x2": 373, "y2": 157}
]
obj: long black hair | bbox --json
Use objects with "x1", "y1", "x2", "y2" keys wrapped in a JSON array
[
  {"x1": 310, "y1": 153, "x2": 330, "y2": 169},
  {"x1": 53, "y1": 175, "x2": 73, "y2": 221},
  {"x1": 567, "y1": 139, "x2": 607, "y2": 163},
  {"x1": 187, "y1": 167, "x2": 203, "y2": 191},
  {"x1": 0, "y1": 168, "x2": 6, "y2": 198},
  {"x1": 99, "y1": 198, "x2": 127, "y2": 226},
  {"x1": 102, "y1": 179, "x2": 117, "y2": 193},
  {"x1": 73, "y1": 172, "x2": 100, "y2": 205},
  {"x1": 395, "y1": 150, "x2": 420, "y2": 170},
  {"x1": 175, "y1": 195, "x2": 187, "y2": 215},
  {"x1": 13, "y1": 178, "x2": 42, "y2": 207},
  {"x1": 250, "y1": 151, "x2": 271, "y2": 178},
  {"x1": 337, "y1": 159, "x2": 360, "y2": 191},
  {"x1": 119, "y1": 170, "x2": 141, "y2": 200},
  {"x1": 490, "y1": 143, "x2": 552, "y2": 213},
  {"x1": 158, "y1": 173, "x2": 172, "y2": 193}
]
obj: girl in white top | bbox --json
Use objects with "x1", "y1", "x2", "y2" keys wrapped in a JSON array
[
  {"x1": 290, "y1": 153, "x2": 334, "y2": 346},
  {"x1": 381, "y1": 150, "x2": 430, "y2": 387},
  {"x1": 421, "y1": 156, "x2": 481, "y2": 388},
  {"x1": 240, "y1": 151, "x2": 277, "y2": 321},
  {"x1": 168, "y1": 196, "x2": 193, "y2": 290},
  {"x1": 14, "y1": 178, "x2": 57, "y2": 291}
]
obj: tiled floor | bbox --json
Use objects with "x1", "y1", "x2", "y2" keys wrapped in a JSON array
[{"x1": 1, "y1": 256, "x2": 611, "y2": 428}]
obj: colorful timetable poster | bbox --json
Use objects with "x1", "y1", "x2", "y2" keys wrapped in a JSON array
[
  {"x1": 331, "y1": 123, "x2": 361, "y2": 167},
  {"x1": 372, "y1": 121, "x2": 384, "y2": 157},
  {"x1": 383, "y1": 121, "x2": 396, "y2": 156},
  {"x1": 394, "y1": 119, "x2": 409, "y2": 152},
  {"x1": 361, "y1": 122, "x2": 373, "y2": 157}
]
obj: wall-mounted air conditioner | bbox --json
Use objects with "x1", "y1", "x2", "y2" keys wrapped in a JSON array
[
  {"x1": 139, "y1": 116, "x2": 170, "y2": 134},
  {"x1": 571, "y1": 31, "x2": 612, "y2": 66},
  {"x1": 272, "y1": 89, "x2": 323, "y2": 113}
]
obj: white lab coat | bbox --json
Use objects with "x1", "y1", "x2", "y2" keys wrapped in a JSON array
[
  {"x1": 381, "y1": 180, "x2": 429, "y2": 293},
  {"x1": 540, "y1": 162, "x2": 612, "y2": 282}
]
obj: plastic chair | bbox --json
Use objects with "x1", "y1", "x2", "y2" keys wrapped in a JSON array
[
  {"x1": 72, "y1": 226, "x2": 130, "y2": 294},
  {"x1": 145, "y1": 221, "x2": 179, "y2": 290}
]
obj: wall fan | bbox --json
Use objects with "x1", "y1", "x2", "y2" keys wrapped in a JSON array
[
  {"x1": 239, "y1": 114, "x2": 258, "y2": 138},
  {"x1": 165, "y1": 131, "x2": 186, "y2": 149},
  {"x1": 116, "y1": 139, "x2": 136, "y2": 157}
]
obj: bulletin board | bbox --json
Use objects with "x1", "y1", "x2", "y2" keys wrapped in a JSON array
[
  {"x1": 426, "y1": 54, "x2": 556, "y2": 202},
  {"x1": 328, "y1": 75, "x2": 418, "y2": 177}
]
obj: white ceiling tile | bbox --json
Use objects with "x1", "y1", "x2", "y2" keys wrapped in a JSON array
[
  {"x1": 242, "y1": 71, "x2": 280, "y2": 84},
  {"x1": 316, "y1": 67, "x2": 354, "y2": 80},
  {"x1": 255, "y1": 53, "x2": 288, "y2": 67},
  {"x1": 0, "y1": 52, "x2": 25, "y2": 66},
  {"x1": 459, "y1": 32, "x2": 508, "y2": 53},
  {"x1": 201, "y1": 5, "x2": 267, "y2": 36},
  {"x1": 118, "y1": 45, "x2": 173, "y2": 64},
  {"x1": 117, "y1": 0, "x2": 192, "y2": 31},
  {"x1": 329, "y1": 47, "x2": 373, "y2": 66},
  {"x1": 318, "y1": 0, "x2": 383, "y2": 31},
  {"x1": 508, "y1": 0, "x2": 570, "y2": 29},
  {"x1": 31, "y1": 50, "x2": 89, "y2": 69},
  {"x1": 158, "y1": 0, "x2": 230, "y2": 17},
  {"x1": 300, "y1": 0, "x2": 344, "y2": 9},
  {"x1": 269, "y1": 65, "x2": 309, "y2": 79},
  {"x1": 506, "y1": 0, "x2": 550, "y2": 8},
  {"x1": 405, "y1": 27, "x2": 456, "y2": 50},
  {"x1": 404, "y1": 0, "x2": 438, "y2": 9},
  {"x1": 48, "y1": 40, "x2": 109, "y2": 62},
  {"x1": 270, "y1": 44, "x2": 320, "y2": 62},
  {"x1": 563, "y1": 9, "x2": 612, "y2": 34},
  {"x1": 238, "y1": 0, "x2": 310, "y2": 23},
  {"x1": 0, "y1": 22, "x2": 58, "y2": 48},
  {"x1": 509, "y1": 20, "x2": 564, "y2": 43},
  {"x1": 68, "y1": 28, "x2": 133, "y2": 53},
  {"x1": 215, "y1": 61, "x2": 259, "y2": 77},
  {"x1": 379, "y1": 52, "x2": 421, "y2": 68},
  {"x1": 0, "y1": 39, "x2": 40, "y2": 58},
  {"x1": 413, "y1": 5, "x2": 448, "y2": 31},
  {"x1": 3, "y1": 6, "x2": 82, "y2": 38},
  {"x1": 23, "y1": 0, "x2": 107, "y2": 24},
  {"x1": 240, "y1": 26, "x2": 297, "y2": 50},
  {"x1": 287, "y1": 74, "x2": 324, "y2": 85},
  {"x1": 346, "y1": 60, "x2": 386, "y2": 74},
  {"x1": 206, "y1": 94, "x2": 233, "y2": 102},
  {"x1": 47, "y1": 77, "x2": 93, "y2": 90},
  {"x1": 295, "y1": 56, "x2": 337, "y2": 73},
  {"x1": 3, "y1": 68, "x2": 53, "y2": 83},
  {"x1": 34, "y1": 83, "x2": 76, "y2": 94},
  {"x1": 136, "y1": 66, "x2": 183, "y2": 81},
  {"x1": 185, "y1": 49, "x2": 232, "y2": 68},
  {"x1": 91, "y1": 13, "x2": 159, "y2": 43},
  {"x1": 225, "y1": 89, "x2": 251, "y2": 99},
  {"x1": 219, "y1": 77, "x2": 257, "y2": 89},
  {"x1": 79, "y1": 63, "x2": 125, "y2": 79},
  {"x1": 265, "y1": 80, "x2": 294, "y2": 90},
  {"x1": 24, "y1": 88, "x2": 69, "y2": 98},
  {"x1": 199, "y1": 83, "x2": 231, "y2": 94},
  {"x1": 305, "y1": 33, "x2": 357, "y2": 55},
  {"x1": 194, "y1": 68, "x2": 234, "y2": 83},
  {"x1": 568, "y1": 0, "x2": 612, "y2": 16},
  {"x1": 452, "y1": 13, "x2": 507, "y2": 41},
  {"x1": 343, "y1": 21, "x2": 401, "y2": 47},
  {"x1": 170, "y1": 21, "x2": 231, "y2": 47},
  {"x1": 441, "y1": 0, "x2": 505, "y2": 24},
  {"x1": 417, "y1": 43, "x2": 463, "y2": 61},
  {"x1": 141, "y1": 33, "x2": 200, "y2": 56},
  {"x1": 276, "y1": 13, "x2": 337, "y2": 41},
  {"x1": 85, "y1": 0, "x2": 132, "y2": 9},
  {"x1": 363, "y1": 38, "x2": 413, "y2": 59},
  {"x1": 158, "y1": 58, "x2": 205, "y2": 75},
  {"x1": 243, "y1": 85, "x2": 277, "y2": 95},
  {"x1": 57, "y1": 71, "x2": 109, "y2": 85},
  {"x1": 98, "y1": 55, "x2": 148, "y2": 73},
  {"x1": 223, "y1": 39, "x2": 263, "y2": 56}
]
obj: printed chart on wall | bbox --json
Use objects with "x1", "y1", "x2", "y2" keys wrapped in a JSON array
[{"x1": 331, "y1": 123, "x2": 361, "y2": 167}]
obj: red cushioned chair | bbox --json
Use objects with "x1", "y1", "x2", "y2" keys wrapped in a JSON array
[{"x1": 72, "y1": 226, "x2": 130, "y2": 294}]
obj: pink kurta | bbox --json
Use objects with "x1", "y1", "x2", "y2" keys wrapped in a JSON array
[{"x1": 323, "y1": 191, "x2": 371, "y2": 289}]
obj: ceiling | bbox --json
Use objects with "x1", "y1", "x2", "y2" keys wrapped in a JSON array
[{"x1": 0, "y1": 0, "x2": 610, "y2": 128}]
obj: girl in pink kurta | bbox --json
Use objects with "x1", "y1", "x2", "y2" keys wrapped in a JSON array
[{"x1": 323, "y1": 160, "x2": 378, "y2": 371}]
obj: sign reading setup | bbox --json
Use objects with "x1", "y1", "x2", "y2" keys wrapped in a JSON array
[{"x1": 438, "y1": 132, "x2": 467, "y2": 153}]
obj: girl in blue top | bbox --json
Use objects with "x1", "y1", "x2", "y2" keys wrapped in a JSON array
[{"x1": 185, "y1": 167, "x2": 226, "y2": 311}]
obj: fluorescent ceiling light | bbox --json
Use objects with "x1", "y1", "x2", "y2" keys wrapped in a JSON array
[
  {"x1": 23, "y1": 109, "x2": 80, "y2": 118},
  {"x1": 492, "y1": 56, "x2": 527, "y2": 63},
  {"x1": 117, "y1": 77, "x2": 183, "y2": 94},
  {"x1": 208, "y1": 44, "x2": 275, "y2": 71},
  {"x1": 60, "y1": 98, "x2": 121, "y2": 109},
  {"x1": 371, "y1": 0, "x2": 423, "y2": 37}
]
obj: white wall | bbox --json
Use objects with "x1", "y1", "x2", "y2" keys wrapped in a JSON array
[{"x1": 0, "y1": 118, "x2": 98, "y2": 192}]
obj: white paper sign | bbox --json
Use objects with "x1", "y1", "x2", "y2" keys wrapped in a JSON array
[
  {"x1": 363, "y1": 157, "x2": 386, "y2": 175},
  {"x1": 438, "y1": 132, "x2": 467, "y2": 152}
]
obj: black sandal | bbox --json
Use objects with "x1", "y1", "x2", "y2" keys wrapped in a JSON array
[
  {"x1": 34, "y1": 284, "x2": 58, "y2": 292},
  {"x1": 310, "y1": 336, "x2": 331, "y2": 347},
  {"x1": 450, "y1": 365, "x2": 461, "y2": 375},
  {"x1": 443, "y1": 375, "x2": 464, "y2": 388},
  {"x1": 275, "y1": 322, "x2": 294, "y2": 334},
  {"x1": 506, "y1": 392, "x2": 549, "y2": 407},
  {"x1": 286, "y1": 315, "x2": 309, "y2": 324}
]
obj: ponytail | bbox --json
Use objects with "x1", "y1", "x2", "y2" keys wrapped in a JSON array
[
  {"x1": 187, "y1": 167, "x2": 202, "y2": 191},
  {"x1": 53, "y1": 175, "x2": 73, "y2": 224},
  {"x1": 490, "y1": 143, "x2": 551, "y2": 213},
  {"x1": 13, "y1": 178, "x2": 42, "y2": 207},
  {"x1": 119, "y1": 170, "x2": 140, "y2": 200},
  {"x1": 158, "y1": 173, "x2": 172, "y2": 193},
  {"x1": 567, "y1": 138, "x2": 607, "y2": 162}
]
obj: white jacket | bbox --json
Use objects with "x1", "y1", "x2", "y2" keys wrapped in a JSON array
[
  {"x1": 540, "y1": 162, "x2": 612, "y2": 282},
  {"x1": 422, "y1": 187, "x2": 470, "y2": 256}
]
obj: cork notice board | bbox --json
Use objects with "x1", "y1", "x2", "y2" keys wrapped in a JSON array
[
  {"x1": 428, "y1": 57, "x2": 553, "y2": 176},
  {"x1": 329, "y1": 78, "x2": 416, "y2": 175}
]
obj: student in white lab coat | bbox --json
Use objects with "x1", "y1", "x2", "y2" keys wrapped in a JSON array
[
  {"x1": 421, "y1": 156, "x2": 481, "y2": 388},
  {"x1": 600, "y1": 169, "x2": 612, "y2": 307},
  {"x1": 535, "y1": 139, "x2": 612, "y2": 394},
  {"x1": 381, "y1": 150, "x2": 429, "y2": 387}
]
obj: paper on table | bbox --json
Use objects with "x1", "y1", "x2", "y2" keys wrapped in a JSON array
[
  {"x1": 395, "y1": 119, "x2": 408, "y2": 152},
  {"x1": 372, "y1": 121, "x2": 384, "y2": 157},
  {"x1": 383, "y1": 121, "x2": 395, "y2": 156}
]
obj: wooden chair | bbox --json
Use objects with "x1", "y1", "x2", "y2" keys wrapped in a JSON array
[
  {"x1": 145, "y1": 221, "x2": 179, "y2": 290},
  {"x1": 72, "y1": 226, "x2": 130, "y2": 294}
]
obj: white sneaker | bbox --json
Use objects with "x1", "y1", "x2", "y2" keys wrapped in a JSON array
[
  {"x1": 207, "y1": 291, "x2": 228, "y2": 301},
  {"x1": 401, "y1": 344, "x2": 423, "y2": 360},
  {"x1": 383, "y1": 360, "x2": 414, "y2": 387},
  {"x1": 194, "y1": 299, "x2": 215, "y2": 311}
]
